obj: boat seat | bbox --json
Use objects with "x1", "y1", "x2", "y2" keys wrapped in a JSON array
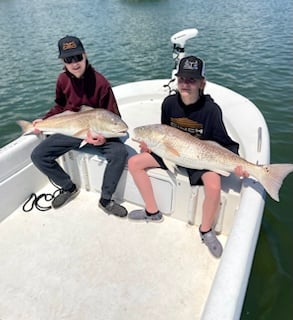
[{"x1": 60, "y1": 143, "x2": 242, "y2": 235}]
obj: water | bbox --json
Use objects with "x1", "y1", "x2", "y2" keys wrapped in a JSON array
[{"x1": 0, "y1": 0, "x2": 292, "y2": 318}]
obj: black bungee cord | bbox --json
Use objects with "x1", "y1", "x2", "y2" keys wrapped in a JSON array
[{"x1": 22, "y1": 180, "x2": 62, "y2": 212}]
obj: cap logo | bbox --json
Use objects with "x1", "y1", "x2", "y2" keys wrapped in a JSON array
[
  {"x1": 183, "y1": 59, "x2": 199, "y2": 71},
  {"x1": 62, "y1": 41, "x2": 77, "y2": 51}
]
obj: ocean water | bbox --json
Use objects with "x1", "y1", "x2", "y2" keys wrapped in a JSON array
[{"x1": 0, "y1": 0, "x2": 292, "y2": 318}]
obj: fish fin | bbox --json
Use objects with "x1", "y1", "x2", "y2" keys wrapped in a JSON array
[
  {"x1": 87, "y1": 128, "x2": 100, "y2": 138},
  {"x1": 164, "y1": 142, "x2": 181, "y2": 157},
  {"x1": 49, "y1": 106, "x2": 93, "y2": 119},
  {"x1": 163, "y1": 159, "x2": 179, "y2": 174},
  {"x1": 79, "y1": 140, "x2": 88, "y2": 148},
  {"x1": 16, "y1": 120, "x2": 34, "y2": 135},
  {"x1": 72, "y1": 129, "x2": 88, "y2": 138},
  {"x1": 255, "y1": 163, "x2": 293, "y2": 202},
  {"x1": 80, "y1": 105, "x2": 94, "y2": 112},
  {"x1": 49, "y1": 111, "x2": 75, "y2": 118},
  {"x1": 213, "y1": 169, "x2": 231, "y2": 177},
  {"x1": 76, "y1": 128, "x2": 92, "y2": 147}
]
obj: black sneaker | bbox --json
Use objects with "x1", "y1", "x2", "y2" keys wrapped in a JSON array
[
  {"x1": 199, "y1": 227, "x2": 223, "y2": 258},
  {"x1": 128, "y1": 209, "x2": 164, "y2": 223},
  {"x1": 52, "y1": 186, "x2": 80, "y2": 209},
  {"x1": 99, "y1": 200, "x2": 128, "y2": 218}
]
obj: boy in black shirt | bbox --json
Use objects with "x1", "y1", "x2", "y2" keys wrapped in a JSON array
[{"x1": 127, "y1": 56, "x2": 248, "y2": 258}]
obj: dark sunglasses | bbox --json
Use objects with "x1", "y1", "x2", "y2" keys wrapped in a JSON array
[
  {"x1": 178, "y1": 77, "x2": 198, "y2": 84},
  {"x1": 63, "y1": 54, "x2": 83, "y2": 64}
]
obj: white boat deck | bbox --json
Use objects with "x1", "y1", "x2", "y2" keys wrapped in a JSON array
[
  {"x1": 0, "y1": 79, "x2": 269, "y2": 320},
  {"x1": 0, "y1": 185, "x2": 225, "y2": 320}
]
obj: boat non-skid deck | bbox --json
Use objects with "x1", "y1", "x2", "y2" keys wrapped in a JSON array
[
  {"x1": 0, "y1": 76, "x2": 269, "y2": 319},
  {"x1": 0, "y1": 185, "x2": 226, "y2": 320}
]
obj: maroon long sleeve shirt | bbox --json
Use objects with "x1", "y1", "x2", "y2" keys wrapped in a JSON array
[{"x1": 43, "y1": 63, "x2": 120, "y2": 119}]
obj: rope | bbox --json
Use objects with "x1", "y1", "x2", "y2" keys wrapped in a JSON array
[{"x1": 22, "y1": 181, "x2": 62, "y2": 213}]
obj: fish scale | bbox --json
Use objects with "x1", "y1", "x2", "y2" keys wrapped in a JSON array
[
  {"x1": 17, "y1": 106, "x2": 128, "y2": 147},
  {"x1": 133, "y1": 124, "x2": 293, "y2": 202}
]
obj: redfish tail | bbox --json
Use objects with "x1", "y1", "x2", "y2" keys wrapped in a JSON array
[
  {"x1": 256, "y1": 164, "x2": 293, "y2": 202},
  {"x1": 17, "y1": 120, "x2": 34, "y2": 135}
]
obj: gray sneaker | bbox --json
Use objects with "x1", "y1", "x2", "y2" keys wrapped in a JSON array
[
  {"x1": 99, "y1": 200, "x2": 128, "y2": 218},
  {"x1": 52, "y1": 186, "x2": 80, "y2": 209},
  {"x1": 199, "y1": 227, "x2": 223, "y2": 258},
  {"x1": 128, "y1": 209, "x2": 163, "y2": 223}
]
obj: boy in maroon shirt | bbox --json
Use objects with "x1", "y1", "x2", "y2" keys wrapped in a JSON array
[{"x1": 31, "y1": 35, "x2": 128, "y2": 217}]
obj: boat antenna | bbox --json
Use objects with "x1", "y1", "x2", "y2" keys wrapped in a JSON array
[{"x1": 170, "y1": 28, "x2": 198, "y2": 81}]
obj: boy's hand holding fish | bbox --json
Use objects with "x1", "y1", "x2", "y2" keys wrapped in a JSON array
[
  {"x1": 86, "y1": 131, "x2": 106, "y2": 146},
  {"x1": 32, "y1": 119, "x2": 43, "y2": 134}
]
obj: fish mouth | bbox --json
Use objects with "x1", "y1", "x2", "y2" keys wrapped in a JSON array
[{"x1": 115, "y1": 129, "x2": 128, "y2": 137}]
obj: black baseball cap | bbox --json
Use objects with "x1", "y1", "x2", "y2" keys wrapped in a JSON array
[
  {"x1": 58, "y1": 35, "x2": 85, "y2": 58},
  {"x1": 175, "y1": 56, "x2": 205, "y2": 79}
]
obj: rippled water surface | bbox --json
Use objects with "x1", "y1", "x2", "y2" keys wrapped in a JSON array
[{"x1": 0, "y1": 0, "x2": 292, "y2": 318}]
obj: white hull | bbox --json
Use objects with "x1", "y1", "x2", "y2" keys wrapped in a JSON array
[{"x1": 0, "y1": 79, "x2": 269, "y2": 319}]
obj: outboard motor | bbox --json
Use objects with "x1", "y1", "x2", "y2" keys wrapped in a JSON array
[
  {"x1": 170, "y1": 28, "x2": 198, "y2": 79},
  {"x1": 164, "y1": 28, "x2": 199, "y2": 94}
]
